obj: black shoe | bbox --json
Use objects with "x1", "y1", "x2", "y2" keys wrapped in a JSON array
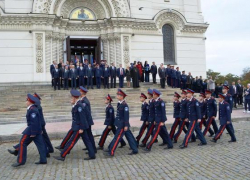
[
  {"x1": 11, "y1": 163, "x2": 24, "y2": 167},
  {"x1": 8, "y1": 149, "x2": 18, "y2": 156},
  {"x1": 208, "y1": 133, "x2": 214, "y2": 137},
  {"x1": 164, "y1": 146, "x2": 173, "y2": 150},
  {"x1": 128, "y1": 151, "x2": 138, "y2": 155},
  {"x1": 139, "y1": 144, "x2": 146, "y2": 147},
  {"x1": 179, "y1": 144, "x2": 187, "y2": 149},
  {"x1": 53, "y1": 156, "x2": 65, "y2": 161},
  {"x1": 142, "y1": 148, "x2": 151, "y2": 153},
  {"x1": 118, "y1": 144, "x2": 126, "y2": 148},
  {"x1": 103, "y1": 149, "x2": 109, "y2": 152},
  {"x1": 82, "y1": 148, "x2": 88, "y2": 150},
  {"x1": 198, "y1": 143, "x2": 207, "y2": 146},
  {"x1": 84, "y1": 156, "x2": 96, "y2": 160},
  {"x1": 35, "y1": 161, "x2": 47, "y2": 165},
  {"x1": 55, "y1": 146, "x2": 61, "y2": 150},
  {"x1": 103, "y1": 152, "x2": 113, "y2": 158},
  {"x1": 210, "y1": 139, "x2": 217, "y2": 143},
  {"x1": 97, "y1": 146, "x2": 103, "y2": 150},
  {"x1": 228, "y1": 140, "x2": 236, "y2": 143},
  {"x1": 173, "y1": 140, "x2": 177, "y2": 143},
  {"x1": 46, "y1": 153, "x2": 50, "y2": 158},
  {"x1": 159, "y1": 143, "x2": 167, "y2": 146}
]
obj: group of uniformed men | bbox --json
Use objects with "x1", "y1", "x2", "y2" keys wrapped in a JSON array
[{"x1": 7, "y1": 84, "x2": 237, "y2": 167}]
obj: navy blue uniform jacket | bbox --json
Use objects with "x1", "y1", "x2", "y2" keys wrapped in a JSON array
[
  {"x1": 114, "y1": 101, "x2": 130, "y2": 128},
  {"x1": 72, "y1": 102, "x2": 89, "y2": 131},
  {"x1": 173, "y1": 101, "x2": 180, "y2": 118},
  {"x1": 219, "y1": 101, "x2": 231, "y2": 125},
  {"x1": 187, "y1": 98, "x2": 201, "y2": 121},
  {"x1": 154, "y1": 98, "x2": 167, "y2": 123},
  {"x1": 180, "y1": 99, "x2": 188, "y2": 119},
  {"x1": 104, "y1": 104, "x2": 115, "y2": 126},
  {"x1": 206, "y1": 97, "x2": 217, "y2": 118},
  {"x1": 141, "y1": 102, "x2": 149, "y2": 121},
  {"x1": 148, "y1": 99, "x2": 155, "y2": 122}
]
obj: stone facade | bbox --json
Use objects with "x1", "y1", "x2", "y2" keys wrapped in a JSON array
[{"x1": 0, "y1": 0, "x2": 208, "y2": 83}]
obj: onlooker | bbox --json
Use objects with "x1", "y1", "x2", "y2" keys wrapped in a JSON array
[
  {"x1": 69, "y1": 65, "x2": 77, "y2": 89},
  {"x1": 110, "y1": 62, "x2": 117, "y2": 88},
  {"x1": 52, "y1": 65, "x2": 61, "y2": 91},
  {"x1": 117, "y1": 64, "x2": 125, "y2": 88},
  {"x1": 136, "y1": 62, "x2": 143, "y2": 82},
  {"x1": 62, "y1": 65, "x2": 69, "y2": 90},
  {"x1": 144, "y1": 61, "x2": 150, "y2": 82},
  {"x1": 208, "y1": 76, "x2": 215, "y2": 92},
  {"x1": 50, "y1": 61, "x2": 56, "y2": 87},
  {"x1": 244, "y1": 84, "x2": 250, "y2": 113},
  {"x1": 237, "y1": 80, "x2": 243, "y2": 105},
  {"x1": 158, "y1": 63, "x2": 166, "y2": 89},
  {"x1": 126, "y1": 66, "x2": 131, "y2": 88},
  {"x1": 151, "y1": 62, "x2": 157, "y2": 84},
  {"x1": 187, "y1": 72, "x2": 193, "y2": 89},
  {"x1": 229, "y1": 82, "x2": 237, "y2": 108}
]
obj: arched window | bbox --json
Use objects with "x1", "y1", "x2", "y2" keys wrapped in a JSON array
[{"x1": 162, "y1": 24, "x2": 175, "y2": 64}]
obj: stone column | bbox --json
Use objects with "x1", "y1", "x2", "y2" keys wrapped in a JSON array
[
  {"x1": 52, "y1": 33, "x2": 59, "y2": 63},
  {"x1": 45, "y1": 32, "x2": 52, "y2": 73},
  {"x1": 108, "y1": 35, "x2": 115, "y2": 65},
  {"x1": 114, "y1": 34, "x2": 122, "y2": 66},
  {"x1": 122, "y1": 35, "x2": 131, "y2": 67},
  {"x1": 59, "y1": 34, "x2": 65, "y2": 61},
  {"x1": 101, "y1": 36, "x2": 109, "y2": 62}
]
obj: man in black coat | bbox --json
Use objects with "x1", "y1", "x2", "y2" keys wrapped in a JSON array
[
  {"x1": 110, "y1": 63, "x2": 117, "y2": 88},
  {"x1": 237, "y1": 80, "x2": 243, "y2": 105},
  {"x1": 52, "y1": 65, "x2": 61, "y2": 91},
  {"x1": 158, "y1": 63, "x2": 166, "y2": 89},
  {"x1": 131, "y1": 65, "x2": 139, "y2": 88},
  {"x1": 151, "y1": 62, "x2": 157, "y2": 84},
  {"x1": 229, "y1": 82, "x2": 238, "y2": 108},
  {"x1": 50, "y1": 61, "x2": 56, "y2": 87}
]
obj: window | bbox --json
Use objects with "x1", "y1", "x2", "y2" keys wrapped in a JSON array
[{"x1": 162, "y1": 24, "x2": 175, "y2": 64}]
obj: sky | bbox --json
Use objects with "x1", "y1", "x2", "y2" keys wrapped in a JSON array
[{"x1": 201, "y1": 0, "x2": 250, "y2": 76}]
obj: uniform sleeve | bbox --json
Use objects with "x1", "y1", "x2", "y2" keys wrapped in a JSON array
[
  {"x1": 146, "y1": 104, "x2": 149, "y2": 121},
  {"x1": 78, "y1": 106, "x2": 88, "y2": 130},
  {"x1": 110, "y1": 107, "x2": 115, "y2": 125},
  {"x1": 161, "y1": 101, "x2": 167, "y2": 122},
  {"x1": 195, "y1": 101, "x2": 201, "y2": 119},
  {"x1": 124, "y1": 105, "x2": 129, "y2": 127},
  {"x1": 29, "y1": 110, "x2": 41, "y2": 136},
  {"x1": 204, "y1": 102, "x2": 207, "y2": 118},
  {"x1": 213, "y1": 99, "x2": 217, "y2": 117},
  {"x1": 226, "y1": 104, "x2": 231, "y2": 122}
]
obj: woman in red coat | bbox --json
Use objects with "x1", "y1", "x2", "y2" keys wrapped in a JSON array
[{"x1": 136, "y1": 62, "x2": 143, "y2": 82}]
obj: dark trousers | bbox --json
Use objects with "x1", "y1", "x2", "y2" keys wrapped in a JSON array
[
  {"x1": 54, "y1": 78, "x2": 60, "y2": 90},
  {"x1": 87, "y1": 77, "x2": 93, "y2": 88},
  {"x1": 245, "y1": 99, "x2": 250, "y2": 111},
  {"x1": 169, "y1": 118, "x2": 180, "y2": 139},
  {"x1": 16, "y1": 134, "x2": 47, "y2": 164},
  {"x1": 124, "y1": 130, "x2": 138, "y2": 153},
  {"x1": 214, "y1": 123, "x2": 236, "y2": 141},
  {"x1": 86, "y1": 126, "x2": 96, "y2": 152},
  {"x1": 59, "y1": 129, "x2": 74, "y2": 149},
  {"x1": 141, "y1": 122, "x2": 156, "y2": 145},
  {"x1": 41, "y1": 126, "x2": 54, "y2": 153},
  {"x1": 238, "y1": 94, "x2": 243, "y2": 105},
  {"x1": 136, "y1": 121, "x2": 148, "y2": 143},
  {"x1": 60, "y1": 78, "x2": 63, "y2": 88},
  {"x1": 51, "y1": 76, "x2": 54, "y2": 87},
  {"x1": 71, "y1": 78, "x2": 76, "y2": 89},
  {"x1": 233, "y1": 95, "x2": 237, "y2": 107},
  {"x1": 203, "y1": 117, "x2": 218, "y2": 136},
  {"x1": 104, "y1": 77, "x2": 109, "y2": 88},
  {"x1": 181, "y1": 82, "x2": 186, "y2": 90},
  {"x1": 111, "y1": 76, "x2": 116, "y2": 88},
  {"x1": 96, "y1": 77, "x2": 101, "y2": 89},
  {"x1": 173, "y1": 119, "x2": 189, "y2": 141},
  {"x1": 146, "y1": 124, "x2": 173, "y2": 150},
  {"x1": 79, "y1": 76, "x2": 85, "y2": 88},
  {"x1": 199, "y1": 118, "x2": 214, "y2": 135},
  {"x1": 63, "y1": 78, "x2": 69, "y2": 89},
  {"x1": 171, "y1": 78, "x2": 176, "y2": 88},
  {"x1": 160, "y1": 78, "x2": 165, "y2": 88},
  {"x1": 167, "y1": 77, "x2": 171, "y2": 86},
  {"x1": 176, "y1": 79, "x2": 180, "y2": 88},
  {"x1": 182, "y1": 121, "x2": 207, "y2": 147},
  {"x1": 119, "y1": 76, "x2": 124, "y2": 88},
  {"x1": 98, "y1": 125, "x2": 126, "y2": 147},
  {"x1": 152, "y1": 73, "x2": 156, "y2": 83},
  {"x1": 60, "y1": 130, "x2": 95, "y2": 158},
  {"x1": 145, "y1": 73, "x2": 149, "y2": 82}
]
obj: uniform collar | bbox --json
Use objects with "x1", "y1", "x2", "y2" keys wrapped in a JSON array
[
  {"x1": 182, "y1": 98, "x2": 186, "y2": 101},
  {"x1": 118, "y1": 100, "x2": 125, "y2": 104},
  {"x1": 72, "y1": 99, "x2": 80, "y2": 108},
  {"x1": 155, "y1": 97, "x2": 160, "y2": 101},
  {"x1": 220, "y1": 100, "x2": 224, "y2": 104},
  {"x1": 27, "y1": 104, "x2": 34, "y2": 110},
  {"x1": 189, "y1": 97, "x2": 193, "y2": 101},
  {"x1": 106, "y1": 103, "x2": 110, "y2": 108},
  {"x1": 142, "y1": 101, "x2": 146, "y2": 105}
]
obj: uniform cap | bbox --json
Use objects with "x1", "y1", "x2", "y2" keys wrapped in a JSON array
[
  {"x1": 117, "y1": 89, "x2": 127, "y2": 97},
  {"x1": 147, "y1": 89, "x2": 153, "y2": 95},
  {"x1": 70, "y1": 89, "x2": 81, "y2": 98},
  {"x1": 106, "y1": 94, "x2": 113, "y2": 102},
  {"x1": 205, "y1": 90, "x2": 212, "y2": 94},
  {"x1": 27, "y1": 94, "x2": 39, "y2": 104},
  {"x1": 80, "y1": 86, "x2": 88, "y2": 93},
  {"x1": 218, "y1": 93, "x2": 226, "y2": 99},
  {"x1": 186, "y1": 89, "x2": 195, "y2": 94},
  {"x1": 199, "y1": 93, "x2": 206, "y2": 98},
  {"x1": 174, "y1": 92, "x2": 181, "y2": 98},
  {"x1": 33, "y1": 93, "x2": 41, "y2": 100},
  {"x1": 181, "y1": 90, "x2": 187, "y2": 95},
  {"x1": 140, "y1": 93, "x2": 147, "y2": 99},
  {"x1": 153, "y1": 89, "x2": 161, "y2": 96},
  {"x1": 223, "y1": 85, "x2": 229, "y2": 90}
]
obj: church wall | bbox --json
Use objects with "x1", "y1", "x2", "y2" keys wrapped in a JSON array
[
  {"x1": 130, "y1": 0, "x2": 204, "y2": 23},
  {"x1": 0, "y1": 31, "x2": 34, "y2": 82},
  {"x1": 5, "y1": 0, "x2": 33, "y2": 13}
]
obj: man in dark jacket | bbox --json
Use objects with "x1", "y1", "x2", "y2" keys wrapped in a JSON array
[
  {"x1": 237, "y1": 80, "x2": 243, "y2": 105},
  {"x1": 158, "y1": 63, "x2": 166, "y2": 89},
  {"x1": 52, "y1": 65, "x2": 61, "y2": 91},
  {"x1": 50, "y1": 61, "x2": 56, "y2": 87},
  {"x1": 110, "y1": 63, "x2": 117, "y2": 88},
  {"x1": 151, "y1": 62, "x2": 157, "y2": 84}
]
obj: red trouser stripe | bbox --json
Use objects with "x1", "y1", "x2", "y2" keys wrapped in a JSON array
[
  {"x1": 61, "y1": 130, "x2": 73, "y2": 148},
  {"x1": 203, "y1": 117, "x2": 213, "y2": 136},
  {"x1": 99, "y1": 127, "x2": 110, "y2": 147},
  {"x1": 170, "y1": 118, "x2": 180, "y2": 139},
  {"x1": 199, "y1": 118, "x2": 205, "y2": 129},
  {"x1": 62, "y1": 131, "x2": 79, "y2": 157},
  {"x1": 136, "y1": 123, "x2": 147, "y2": 141},
  {"x1": 111, "y1": 129, "x2": 124, "y2": 156},
  {"x1": 214, "y1": 125, "x2": 226, "y2": 140},
  {"x1": 147, "y1": 124, "x2": 161, "y2": 149},
  {"x1": 185, "y1": 121, "x2": 196, "y2": 147},
  {"x1": 142, "y1": 124, "x2": 155, "y2": 144},
  {"x1": 19, "y1": 135, "x2": 27, "y2": 164},
  {"x1": 174, "y1": 121, "x2": 186, "y2": 141}
]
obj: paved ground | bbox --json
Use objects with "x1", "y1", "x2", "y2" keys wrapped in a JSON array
[{"x1": 1, "y1": 120, "x2": 250, "y2": 180}]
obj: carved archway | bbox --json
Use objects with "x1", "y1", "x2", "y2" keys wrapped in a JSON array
[{"x1": 32, "y1": 0, "x2": 131, "y2": 18}]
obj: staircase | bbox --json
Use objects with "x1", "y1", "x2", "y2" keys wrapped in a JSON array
[{"x1": 0, "y1": 82, "x2": 182, "y2": 125}]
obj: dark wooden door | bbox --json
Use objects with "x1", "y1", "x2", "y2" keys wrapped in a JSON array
[
  {"x1": 66, "y1": 36, "x2": 71, "y2": 62},
  {"x1": 96, "y1": 37, "x2": 101, "y2": 64}
]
